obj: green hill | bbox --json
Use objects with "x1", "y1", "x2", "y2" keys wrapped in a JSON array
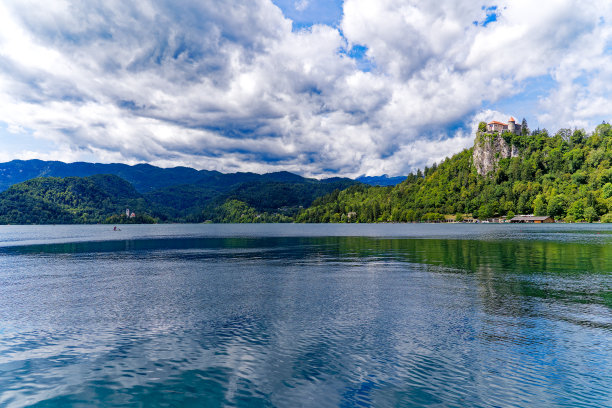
[
  {"x1": 194, "y1": 178, "x2": 357, "y2": 223},
  {"x1": 0, "y1": 174, "x2": 154, "y2": 224},
  {"x1": 0, "y1": 160, "x2": 358, "y2": 194},
  {"x1": 297, "y1": 122, "x2": 612, "y2": 223},
  {"x1": 0, "y1": 173, "x2": 359, "y2": 224},
  {"x1": 4, "y1": 122, "x2": 611, "y2": 224}
]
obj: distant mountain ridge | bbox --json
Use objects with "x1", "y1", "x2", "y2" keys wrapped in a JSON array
[
  {"x1": 356, "y1": 175, "x2": 408, "y2": 186},
  {"x1": 0, "y1": 160, "x2": 202, "y2": 193},
  {"x1": 0, "y1": 159, "x2": 356, "y2": 193},
  {"x1": 0, "y1": 160, "x2": 361, "y2": 224}
]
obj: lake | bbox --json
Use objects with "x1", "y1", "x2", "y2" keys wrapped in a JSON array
[{"x1": 0, "y1": 224, "x2": 610, "y2": 407}]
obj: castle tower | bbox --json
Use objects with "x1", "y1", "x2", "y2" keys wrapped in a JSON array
[{"x1": 508, "y1": 117, "x2": 516, "y2": 133}]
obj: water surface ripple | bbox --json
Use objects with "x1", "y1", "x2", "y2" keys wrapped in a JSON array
[{"x1": 0, "y1": 224, "x2": 610, "y2": 407}]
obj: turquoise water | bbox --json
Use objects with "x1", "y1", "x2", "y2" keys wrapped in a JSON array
[{"x1": 0, "y1": 224, "x2": 610, "y2": 407}]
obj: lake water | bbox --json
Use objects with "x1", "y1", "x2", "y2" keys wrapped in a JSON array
[{"x1": 0, "y1": 224, "x2": 610, "y2": 407}]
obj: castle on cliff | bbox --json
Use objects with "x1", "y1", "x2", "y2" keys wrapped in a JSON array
[{"x1": 486, "y1": 117, "x2": 522, "y2": 134}]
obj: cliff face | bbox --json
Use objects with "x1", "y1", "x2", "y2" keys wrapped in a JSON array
[{"x1": 472, "y1": 132, "x2": 519, "y2": 176}]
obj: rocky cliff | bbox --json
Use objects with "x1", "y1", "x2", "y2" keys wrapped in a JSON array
[{"x1": 472, "y1": 132, "x2": 520, "y2": 176}]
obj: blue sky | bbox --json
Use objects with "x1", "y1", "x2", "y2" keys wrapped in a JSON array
[
  {"x1": 0, "y1": 0, "x2": 611, "y2": 177},
  {"x1": 273, "y1": 0, "x2": 344, "y2": 29}
]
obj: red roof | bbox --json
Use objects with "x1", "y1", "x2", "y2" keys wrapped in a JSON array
[
  {"x1": 509, "y1": 116, "x2": 516, "y2": 122},
  {"x1": 488, "y1": 121, "x2": 507, "y2": 125}
]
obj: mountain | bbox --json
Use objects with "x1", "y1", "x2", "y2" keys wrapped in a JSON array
[
  {"x1": 9, "y1": 122, "x2": 612, "y2": 225},
  {"x1": 297, "y1": 122, "x2": 612, "y2": 223},
  {"x1": 196, "y1": 178, "x2": 357, "y2": 222},
  {"x1": 0, "y1": 160, "x2": 207, "y2": 193},
  {"x1": 145, "y1": 177, "x2": 357, "y2": 222},
  {"x1": 0, "y1": 160, "x2": 349, "y2": 194},
  {"x1": 0, "y1": 168, "x2": 359, "y2": 224},
  {"x1": 356, "y1": 175, "x2": 408, "y2": 186},
  {"x1": 0, "y1": 174, "x2": 153, "y2": 224}
]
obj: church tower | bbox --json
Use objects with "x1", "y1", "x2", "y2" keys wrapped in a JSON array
[{"x1": 508, "y1": 117, "x2": 516, "y2": 133}]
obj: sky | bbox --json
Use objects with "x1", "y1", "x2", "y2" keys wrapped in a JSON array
[{"x1": 0, "y1": 0, "x2": 612, "y2": 177}]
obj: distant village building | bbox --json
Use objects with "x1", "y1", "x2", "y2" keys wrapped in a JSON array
[
  {"x1": 126, "y1": 208, "x2": 130, "y2": 217},
  {"x1": 486, "y1": 117, "x2": 522, "y2": 134},
  {"x1": 130, "y1": 212, "x2": 136, "y2": 218},
  {"x1": 510, "y1": 215, "x2": 554, "y2": 223}
]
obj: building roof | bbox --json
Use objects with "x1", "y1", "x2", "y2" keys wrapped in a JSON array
[
  {"x1": 488, "y1": 120, "x2": 507, "y2": 125},
  {"x1": 509, "y1": 116, "x2": 516, "y2": 122},
  {"x1": 511, "y1": 215, "x2": 552, "y2": 221}
]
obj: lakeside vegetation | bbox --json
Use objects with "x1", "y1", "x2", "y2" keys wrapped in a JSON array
[
  {"x1": 0, "y1": 122, "x2": 611, "y2": 224},
  {"x1": 298, "y1": 122, "x2": 612, "y2": 223}
]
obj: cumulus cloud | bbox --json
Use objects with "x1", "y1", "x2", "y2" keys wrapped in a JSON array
[{"x1": 0, "y1": 0, "x2": 611, "y2": 177}]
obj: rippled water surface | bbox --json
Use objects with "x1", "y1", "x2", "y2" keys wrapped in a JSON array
[{"x1": 0, "y1": 224, "x2": 610, "y2": 407}]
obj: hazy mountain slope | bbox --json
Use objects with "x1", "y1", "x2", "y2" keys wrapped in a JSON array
[
  {"x1": 356, "y1": 175, "x2": 408, "y2": 186},
  {"x1": 0, "y1": 160, "x2": 359, "y2": 195},
  {"x1": 0, "y1": 160, "x2": 206, "y2": 193}
]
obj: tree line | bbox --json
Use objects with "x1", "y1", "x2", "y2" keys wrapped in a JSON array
[{"x1": 298, "y1": 122, "x2": 612, "y2": 223}]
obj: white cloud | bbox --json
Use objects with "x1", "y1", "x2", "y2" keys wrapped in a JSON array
[
  {"x1": 294, "y1": 0, "x2": 309, "y2": 12},
  {"x1": 0, "y1": 0, "x2": 611, "y2": 177}
]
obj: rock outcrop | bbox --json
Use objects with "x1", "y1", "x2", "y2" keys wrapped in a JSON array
[{"x1": 472, "y1": 132, "x2": 519, "y2": 176}]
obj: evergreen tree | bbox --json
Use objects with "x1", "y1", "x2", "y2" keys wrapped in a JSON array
[{"x1": 521, "y1": 118, "x2": 529, "y2": 136}]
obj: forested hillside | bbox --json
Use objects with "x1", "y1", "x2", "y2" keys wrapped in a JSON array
[
  {"x1": 0, "y1": 175, "x2": 154, "y2": 224},
  {"x1": 0, "y1": 173, "x2": 357, "y2": 224},
  {"x1": 2, "y1": 122, "x2": 612, "y2": 224},
  {"x1": 140, "y1": 177, "x2": 357, "y2": 222},
  {"x1": 298, "y1": 122, "x2": 612, "y2": 223}
]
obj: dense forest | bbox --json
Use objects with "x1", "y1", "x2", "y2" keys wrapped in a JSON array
[
  {"x1": 1, "y1": 122, "x2": 611, "y2": 224},
  {"x1": 298, "y1": 122, "x2": 612, "y2": 223},
  {"x1": 0, "y1": 173, "x2": 356, "y2": 224},
  {"x1": 144, "y1": 178, "x2": 356, "y2": 222},
  {"x1": 0, "y1": 175, "x2": 153, "y2": 224}
]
